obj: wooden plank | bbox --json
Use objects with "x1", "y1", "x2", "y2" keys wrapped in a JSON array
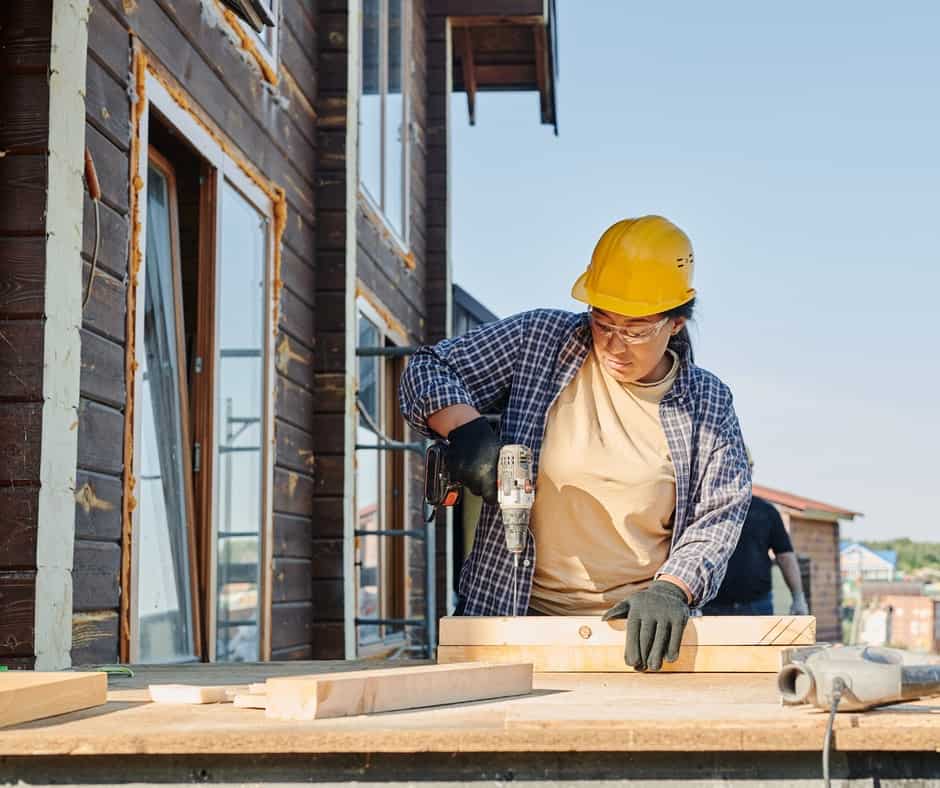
[
  {"x1": 71, "y1": 610, "x2": 120, "y2": 666},
  {"x1": 74, "y1": 471, "x2": 122, "y2": 542},
  {"x1": 0, "y1": 672, "x2": 107, "y2": 728},
  {"x1": 264, "y1": 662, "x2": 533, "y2": 720},
  {"x1": 0, "y1": 571, "x2": 35, "y2": 658},
  {"x1": 0, "y1": 320, "x2": 44, "y2": 400},
  {"x1": 82, "y1": 264, "x2": 126, "y2": 344},
  {"x1": 273, "y1": 467, "x2": 315, "y2": 517},
  {"x1": 0, "y1": 403, "x2": 42, "y2": 482},
  {"x1": 273, "y1": 513, "x2": 314, "y2": 559},
  {"x1": 275, "y1": 377, "x2": 315, "y2": 432},
  {"x1": 72, "y1": 540, "x2": 121, "y2": 611},
  {"x1": 87, "y1": 1, "x2": 131, "y2": 80},
  {"x1": 439, "y1": 616, "x2": 817, "y2": 647},
  {"x1": 272, "y1": 558, "x2": 313, "y2": 603},
  {"x1": 79, "y1": 329, "x2": 125, "y2": 409},
  {"x1": 149, "y1": 685, "x2": 230, "y2": 704},
  {"x1": 82, "y1": 193, "x2": 129, "y2": 280},
  {"x1": 436, "y1": 644, "x2": 787, "y2": 674},
  {"x1": 0, "y1": 154, "x2": 47, "y2": 235},
  {"x1": 0, "y1": 73, "x2": 50, "y2": 150},
  {"x1": 233, "y1": 693, "x2": 267, "y2": 709},
  {"x1": 0, "y1": 239, "x2": 45, "y2": 317},
  {"x1": 0, "y1": 2, "x2": 52, "y2": 71},
  {"x1": 85, "y1": 55, "x2": 131, "y2": 149},
  {"x1": 275, "y1": 419, "x2": 316, "y2": 475},
  {"x1": 85, "y1": 123, "x2": 129, "y2": 214},
  {"x1": 76, "y1": 398, "x2": 124, "y2": 475},
  {"x1": 0, "y1": 488, "x2": 38, "y2": 569},
  {"x1": 270, "y1": 601, "x2": 313, "y2": 652}
]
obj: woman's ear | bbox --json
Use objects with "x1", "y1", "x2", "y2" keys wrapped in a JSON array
[{"x1": 670, "y1": 316, "x2": 688, "y2": 336}]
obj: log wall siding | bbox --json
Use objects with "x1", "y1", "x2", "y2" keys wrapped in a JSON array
[
  {"x1": 69, "y1": 0, "x2": 322, "y2": 663},
  {"x1": 0, "y1": 1, "x2": 54, "y2": 670},
  {"x1": 310, "y1": 0, "x2": 350, "y2": 659}
]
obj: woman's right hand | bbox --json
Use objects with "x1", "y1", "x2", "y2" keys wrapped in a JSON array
[{"x1": 444, "y1": 416, "x2": 501, "y2": 505}]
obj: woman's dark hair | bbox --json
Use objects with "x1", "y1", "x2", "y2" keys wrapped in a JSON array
[{"x1": 665, "y1": 298, "x2": 695, "y2": 363}]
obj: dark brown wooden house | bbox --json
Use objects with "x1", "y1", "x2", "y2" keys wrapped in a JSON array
[{"x1": 0, "y1": 0, "x2": 558, "y2": 669}]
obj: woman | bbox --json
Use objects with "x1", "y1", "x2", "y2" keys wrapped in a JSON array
[{"x1": 399, "y1": 215, "x2": 751, "y2": 671}]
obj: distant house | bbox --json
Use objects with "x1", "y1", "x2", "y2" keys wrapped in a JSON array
[
  {"x1": 840, "y1": 542, "x2": 897, "y2": 583},
  {"x1": 858, "y1": 595, "x2": 940, "y2": 654},
  {"x1": 754, "y1": 484, "x2": 860, "y2": 643}
]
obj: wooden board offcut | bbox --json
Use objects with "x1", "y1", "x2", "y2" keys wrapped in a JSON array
[
  {"x1": 264, "y1": 662, "x2": 533, "y2": 720},
  {"x1": 439, "y1": 615, "x2": 816, "y2": 648},
  {"x1": 0, "y1": 672, "x2": 107, "y2": 727},
  {"x1": 437, "y1": 644, "x2": 787, "y2": 673}
]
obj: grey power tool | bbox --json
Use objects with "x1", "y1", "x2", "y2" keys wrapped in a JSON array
[{"x1": 778, "y1": 644, "x2": 940, "y2": 712}]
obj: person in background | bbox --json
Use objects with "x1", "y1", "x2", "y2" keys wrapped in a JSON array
[{"x1": 702, "y1": 451, "x2": 809, "y2": 616}]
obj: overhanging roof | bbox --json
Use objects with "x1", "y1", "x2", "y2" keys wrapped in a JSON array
[
  {"x1": 445, "y1": 0, "x2": 559, "y2": 133},
  {"x1": 754, "y1": 483, "x2": 861, "y2": 522}
]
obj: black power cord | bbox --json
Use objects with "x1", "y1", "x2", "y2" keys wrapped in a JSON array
[{"x1": 822, "y1": 677, "x2": 846, "y2": 788}]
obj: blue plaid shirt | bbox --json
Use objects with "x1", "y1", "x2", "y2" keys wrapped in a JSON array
[{"x1": 399, "y1": 309, "x2": 751, "y2": 615}]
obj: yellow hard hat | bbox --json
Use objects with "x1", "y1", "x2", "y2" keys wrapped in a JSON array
[{"x1": 571, "y1": 215, "x2": 696, "y2": 317}]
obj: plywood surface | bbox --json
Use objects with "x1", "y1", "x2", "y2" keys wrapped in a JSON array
[
  {"x1": 265, "y1": 662, "x2": 533, "y2": 720},
  {"x1": 0, "y1": 662, "x2": 936, "y2": 754},
  {"x1": 439, "y1": 615, "x2": 817, "y2": 647},
  {"x1": 0, "y1": 672, "x2": 107, "y2": 728},
  {"x1": 437, "y1": 644, "x2": 787, "y2": 673}
]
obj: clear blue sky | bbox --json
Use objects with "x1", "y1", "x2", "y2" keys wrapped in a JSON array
[{"x1": 449, "y1": 1, "x2": 940, "y2": 541}]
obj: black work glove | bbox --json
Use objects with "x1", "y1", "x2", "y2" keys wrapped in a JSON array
[
  {"x1": 602, "y1": 580, "x2": 690, "y2": 672},
  {"x1": 446, "y1": 417, "x2": 500, "y2": 505}
]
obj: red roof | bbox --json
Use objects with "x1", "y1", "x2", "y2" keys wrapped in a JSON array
[{"x1": 752, "y1": 484, "x2": 860, "y2": 519}]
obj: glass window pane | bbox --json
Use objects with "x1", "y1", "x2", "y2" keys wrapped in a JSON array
[
  {"x1": 385, "y1": 0, "x2": 405, "y2": 237},
  {"x1": 356, "y1": 423, "x2": 381, "y2": 645},
  {"x1": 215, "y1": 181, "x2": 268, "y2": 662},
  {"x1": 137, "y1": 164, "x2": 196, "y2": 663},
  {"x1": 360, "y1": 0, "x2": 382, "y2": 203},
  {"x1": 358, "y1": 315, "x2": 380, "y2": 423}
]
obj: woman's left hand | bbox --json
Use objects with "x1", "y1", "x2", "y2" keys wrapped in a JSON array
[{"x1": 602, "y1": 580, "x2": 690, "y2": 671}]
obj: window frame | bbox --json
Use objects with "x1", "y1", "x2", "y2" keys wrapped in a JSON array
[
  {"x1": 358, "y1": 0, "x2": 412, "y2": 250},
  {"x1": 131, "y1": 71, "x2": 278, "y2": 663},
  {"x1": 237, "y1": 0, "x2": 280, "y2": 81},
  {"x1": 354, "y1": 295, "x2": 410, "y2": 657},
  {"x1": 128, "y1": 146, "x2": 202, "y2": 664}
]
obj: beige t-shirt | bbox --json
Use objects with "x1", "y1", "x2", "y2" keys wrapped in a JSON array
[{"x1": 528, "y1": 349, "x2": 679, "y2": 615}]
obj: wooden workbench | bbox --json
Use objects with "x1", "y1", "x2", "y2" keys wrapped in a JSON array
[{"x1": 1, "y1": 661, "x2": 938, "y2": 783}]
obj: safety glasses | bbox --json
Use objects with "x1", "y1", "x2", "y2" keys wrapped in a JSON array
[{"x1": 589, "y1": 309, "x2": 670, "y2": 345}]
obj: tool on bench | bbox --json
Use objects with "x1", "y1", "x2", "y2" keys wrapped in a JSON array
[
  {"x1": 778, "y1": 644, "x2": 940, "y2": 712},
  {"x1": 426, "y1": 442, "x2": 535, "y2": 613},
  {"x1": 778, "y1": 644, "x2": 940, "y2": 788}
]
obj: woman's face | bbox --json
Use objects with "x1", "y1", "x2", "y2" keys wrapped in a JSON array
[{"x1": 589, "y1": 307, "x2": 687, "y2": 384}]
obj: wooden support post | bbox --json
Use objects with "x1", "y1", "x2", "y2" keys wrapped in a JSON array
[{"x1": 456, "y1": 27, "x2": 477, "y2": 125}]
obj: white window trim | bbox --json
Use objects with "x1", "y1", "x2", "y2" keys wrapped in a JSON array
[
  {"x1": 237, "y1": 0, "x2": 280, "y2": 82},
  {"x1": 130, "y1": 71, "x2": 277, "y2": 663},
  {"x1": 358, "y1": 0, "x2": 412, "y2": 251},
  {"x1": 353, "y1": 294, "x2": 410, "y2": 657}
]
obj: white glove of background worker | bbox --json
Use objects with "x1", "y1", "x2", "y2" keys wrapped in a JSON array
[{"x1": 789, "y1": 592, "x2": 809, "y2": 616}]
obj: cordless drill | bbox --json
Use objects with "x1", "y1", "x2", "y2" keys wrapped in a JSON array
[{"x1": 425, "y1": 442, "x2": 535, "y2": 564}]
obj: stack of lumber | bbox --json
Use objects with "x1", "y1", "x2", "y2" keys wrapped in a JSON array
[
  {"x1": 438, "y1": 615, "x2": 816, "y2": 673},
  {"x1": 0, "y1": 672, "x2": 107, "y2": 727},
  {"x1": 151, "y1": 662, "x2": 533, "y2": 720}
]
